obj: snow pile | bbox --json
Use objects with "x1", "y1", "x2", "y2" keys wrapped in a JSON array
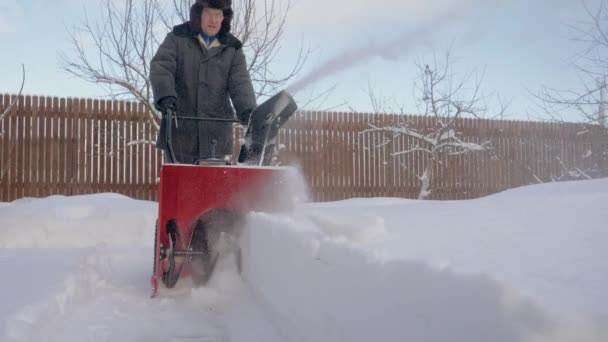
[
  {"x1": 240, "y1": 201, "x2": 608, "y2": 342},
  {"x1": 0, "y1": 193, "x2": 156, "y2": 248}
]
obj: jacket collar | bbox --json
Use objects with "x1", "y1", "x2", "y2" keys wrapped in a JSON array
[{"x1": 173, "y1": 22, "x2": 243, "y2": 50}]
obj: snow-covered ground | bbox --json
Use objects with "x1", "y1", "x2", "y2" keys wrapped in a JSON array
[{"x1": 1, "y1": 176, "x2": 607, "y2": 342}]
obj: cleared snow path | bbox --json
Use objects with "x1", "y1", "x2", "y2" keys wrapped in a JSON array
[{"x1": 3, "y1": 246, "x2": 285, "y2": 342}]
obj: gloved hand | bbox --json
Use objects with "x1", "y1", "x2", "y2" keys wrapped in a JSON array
[
  {"x1": 156, "y1": 96, "x2": 176, "y2": 151},
  {"x1": 158, "y1": 96, "x2": 177, "y2": 116},
  {"x1": 237, "y1": 109, "x2": 253, "y2": 126}
]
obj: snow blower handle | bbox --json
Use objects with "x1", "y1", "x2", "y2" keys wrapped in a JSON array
[
  {"x1": 163, "y1": 107, "x2": 177, "y2": 164},
  {"x1": 162, "y1": 109, "x2": 241, "y2": 164},
  {"x1": 161, "y1": 90, "x2": 297, "y2": 165}
]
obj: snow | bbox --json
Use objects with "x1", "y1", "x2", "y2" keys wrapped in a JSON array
[{"x1": 1, "y1": 177, "x2": 607, "y2": 341}]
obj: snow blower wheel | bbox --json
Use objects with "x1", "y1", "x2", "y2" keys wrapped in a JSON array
[{"x1": 189, "y1": 208, "x2": 245, "y2": 286}]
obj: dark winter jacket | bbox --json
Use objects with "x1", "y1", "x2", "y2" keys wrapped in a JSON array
[{"x1": 150, "y1": 22, "x2": 256, "y2": 163}]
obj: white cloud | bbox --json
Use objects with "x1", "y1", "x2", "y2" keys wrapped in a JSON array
[
  {"x1": 0, "y1": 0, "x2": 22, "y2": 33},
  {"x1": 288, "y1": 0, "x2": 490, "y2": 30}
]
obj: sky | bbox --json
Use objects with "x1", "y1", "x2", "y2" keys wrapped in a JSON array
[
  {"x1": 0, "y1": 0, "x2": 601, "y2": 121},
  {"x1": 0, "y1": 175, "x2": 607, "y2": 340}
]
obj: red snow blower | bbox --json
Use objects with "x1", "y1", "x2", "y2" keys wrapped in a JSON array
[{"x1": 151, "y1": 91, "x2": 298, "y2": 298}]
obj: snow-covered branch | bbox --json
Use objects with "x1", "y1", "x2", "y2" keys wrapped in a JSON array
[
  {"x1": 366, "y1": 49, "x2": 497, "y2": 199},
  {"x1": 127, "y1": 139, "x2": 157, "y2": 146}
]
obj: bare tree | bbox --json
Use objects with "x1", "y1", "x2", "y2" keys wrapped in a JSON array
[
  {"x1": 60, "y1": 0, "x2": 310, "y2": 131},
  {"x1": 0, "y1": 64, "x2": 26, "y2": 124},
  {"x1": 535, "y1": 0, "x2": 608, "y2": 179},
  {"x1": 1, "y1": 64, "x2": 26, "y2": 180},
  {"x1": 535, "y1": 0, "x2": 608, "y2": 127},
  {"x1": 365, "y1": 51, "x2": 498, "y2": 200}
]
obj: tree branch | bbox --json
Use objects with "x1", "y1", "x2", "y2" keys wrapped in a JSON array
[{"x1": 0, "y1": 64, "x2": 26, "y2": 122}]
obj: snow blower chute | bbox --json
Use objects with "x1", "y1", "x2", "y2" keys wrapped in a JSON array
[{"x1": 151, "y1": 90, "x2": 297, "y2": 297}]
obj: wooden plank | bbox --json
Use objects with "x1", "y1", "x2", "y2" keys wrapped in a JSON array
[
  {"x1": 112, "y1": 99, "x2": 121, "y2": 196},
  {"x1": 135, "y1": 104, "x2": 144, "y2": 199},
  {"x1": 93, "y1": 99, "x2": 101, "y2": 195},
  {"x1": 345, "y1": 112, "x2": 354, "y2": 198},
  {"x1": 145, "y1": 105, "x2": 152, "y2": 199},
  {"x1": 352, "y1": 112, "x2": 360, "y2": 198},
  {"x1": 486, "y1": 119, "x2": 496, "y2": 195},
  {"x1": 150, "y1": 110, "x2": 159, "y2": 200},
  {"x1": 115, "y1": 100, "x2": 124, "y2": 196},
  {"x1": 111, "y1": 100, "x2": 119, "y2": 195},
  {"x1": 7, "y1": 96, "x2": 19, "y2": 201},
  {"x1": 38, "y1": 97, "x2": 48, "y2": 197},
  {"x1": 69, "y1": 98, "x2": 79, "y2": 196},
  {"x1": 337, "y1": 111, "x2": 344, "y2": 198},
  {"x1": 0, "y1": 95, "x2": 9, "y2": 201},
  {"x1": 339, "y1": 112, "x2": 345, "y2": 198},
  {"x1": 86, "y1": 99, "x2": 94, "y2": 195},
  {"x1": 468, "y1": 117, "x2": 478, "y2": 198},
  {"x1": 298, "y1": 113, "x2": 305, "y2": 196},
  {"x1": 330, "y1": 111, "x2": 337, "y2": 200},
  {"x1": 65, "y1": 98, "x2": 75, "y2": 195},
  {"x1": 366, "y1": 112, "x2": 373, "y2": 198},
  {"x1": 328, "y1": 111, "x2": 334, "y2": 198},
  {"x1": 403, "y1": 115, "x2": 411, "y2": 197},
  {"x1": 1, "y1": 95, "x2": 8, "y2": 200},
  {"x1": 22, "y1": 96, "x2": 32, "y2": 198},
  {"x1": 310, "y1": 111, "x2": 318, "y2": 199},
  {"x1": 6, "y1": 95, "x2": 16, "y2": 200},
  {"x1": 123, "y1": 102, "x2": 132, "y2": 198},
  {"x1": 306, "y1": 111, "x2": 313, "y2": 198},
  {"x1": 13, "y1": 95, "x2": 24, "y2": 199},
  {"x1": 50, "y1": 97, "x2": 59, "y2": 195},
  {"x1": 99, "y1": 99, "x2": 107, "y2": 191},
  {"x1": 42, "y1": 96, "x2": 51, "y2": 197},
  {"x1": 58, "y1": 98, "x2": 67, "y2": 195},
  {"x1": 325, "y1": 111, "x2": 332, "y2": 201},
  {"x1": 75, "y1": 98, "x2": 86, "y2": 196},
  {"x1": 130, "y1": 102, "x2": 138, "y2": 199},
  {"x1": 31, "y1": 96, "x2": 41, "y2": 197},
  {"x1": 343, "y1": 111, "x2": 350, "y2": 198},
  {"x1": 0, "y1": 94, "x2": 10, "y2": 202},
  {"x1": 392, "y1": 114, "x2": 400, "y2": 196},
  {"x1": 377, "y1": 113, "x2": 385, "y2": 195},
  {"x1": 117, "y1": 100, "x2": 125, "y2": 194},
  {"x1": 138, "y1": 102, "x2": 146, "y2": 200},
  {"x1": 372, "y1": 112, "x2": 378, "y2": 198},
  {"x1": 484, "y1": 118, "x2": 492, "y2": 196},
  {"x1": 367, "y1": 113, "x2": 374, "y2": 197}
]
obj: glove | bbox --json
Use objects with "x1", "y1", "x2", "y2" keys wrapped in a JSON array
[
  {"x1": 156, "y1": 96, "x2": 176, "y2": 151},
  {"x1": 237, "y1": 109, "x2": 253, "y2": 126},
  {"x1": 158, "y1": 96, "x2": 177, "y2": 116}
]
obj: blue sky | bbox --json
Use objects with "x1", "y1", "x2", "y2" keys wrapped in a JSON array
[{"x1": 0, "y1": 0, "x2": 600, "y2": 121}]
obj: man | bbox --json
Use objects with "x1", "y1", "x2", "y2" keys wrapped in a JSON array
[{"x1": 150, "y1": 0, "x2": 256, "y2": 164}]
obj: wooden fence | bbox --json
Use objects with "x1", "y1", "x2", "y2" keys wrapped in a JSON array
[{"x1": 1, "y1": 94, "x2": 607, "y2": 202}]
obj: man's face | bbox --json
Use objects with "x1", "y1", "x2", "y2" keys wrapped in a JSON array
[{"x1": 201, "y1": 7, "x2": 224, "y2": 36}]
